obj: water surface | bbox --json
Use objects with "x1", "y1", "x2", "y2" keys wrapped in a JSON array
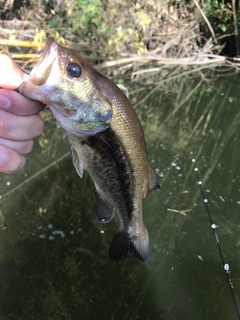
[{"x1": 0, "y1": 70, "x2": 240, "y2": 320}]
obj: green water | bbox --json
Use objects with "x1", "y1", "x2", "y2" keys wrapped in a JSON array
[{"x1": 0, "y1": 70, "x2": 240, "y2": 320}]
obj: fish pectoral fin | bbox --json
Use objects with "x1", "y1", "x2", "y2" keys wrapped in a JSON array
[
  {"x1": 109, "y1": 227, "x2": 150, "y2": 262},
  {"x1": 147, "y1": 166, "x2": 160, "y2": 195},
  {"x1": 94, "y1": 190, "x2": 114, "y2": 223},
  {"x1": 71, "y1": 146, "x2": 84, "y2": 178}
]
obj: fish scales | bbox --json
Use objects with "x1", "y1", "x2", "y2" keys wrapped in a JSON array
[{"x1": 18, "y1": 37, "x2": 160, "y2": 262}]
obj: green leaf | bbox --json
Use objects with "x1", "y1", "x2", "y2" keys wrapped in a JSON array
[{"x1": 220, "y1": 25, "x2": 227, "y2": 32}]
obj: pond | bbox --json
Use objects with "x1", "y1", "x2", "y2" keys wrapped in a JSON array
[{"x1": 0, "y1": 68, "x2": 240, "y2": 320}]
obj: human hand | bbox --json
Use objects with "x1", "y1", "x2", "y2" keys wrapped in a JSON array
[{"x1": 0, "y1": 55, "x2": 45, "y2": 174}]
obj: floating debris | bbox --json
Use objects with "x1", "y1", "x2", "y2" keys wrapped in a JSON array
[
  {"x1": 219, "y1": 196, "x2": 225, "y2": 202},
  {"x1": 52, "y1": 230, "x2": 65, "y2": 238}
]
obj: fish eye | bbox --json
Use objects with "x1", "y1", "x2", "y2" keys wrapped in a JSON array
[{"x1": 66, "y1": 63, "x2": 82, "y2": 78}]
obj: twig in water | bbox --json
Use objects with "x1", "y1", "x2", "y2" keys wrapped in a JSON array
[{"x1": 167, "y1": 208, "x2": 192, "y2": 216}]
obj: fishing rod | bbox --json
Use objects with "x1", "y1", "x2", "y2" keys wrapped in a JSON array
[{"x1": 192, "y1": 159, "x2": 240, "y2": 319}]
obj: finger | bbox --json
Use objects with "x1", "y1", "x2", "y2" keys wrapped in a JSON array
[
  {"x1": 0, "y1": 145, "x2": 26, "y2": 174},
  {"x1": 0, "y1": 55, "x2": 25, "y2": 89},
  {"x1": 0, "y1": 138, "x2": 33, "y2": 155},
  {"x1": 0, "y1": 89, "x2": 45, "y2": 116},
  {"x1": 0, "y1": 110, "x2": 44, "y2": 140}
]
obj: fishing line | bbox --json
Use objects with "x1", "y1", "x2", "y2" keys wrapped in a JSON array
[{"x1": 192, "y1": 159, "x2": 240, "y2": 319}]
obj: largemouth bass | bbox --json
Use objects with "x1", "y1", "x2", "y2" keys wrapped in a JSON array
[{"x1": 19, "y1": 38, "x2": 160, "y2": 262}]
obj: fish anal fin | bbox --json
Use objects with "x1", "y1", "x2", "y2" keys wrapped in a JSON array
[
  {"x1": 94, "y1": 190, "x2": 114, "y2": 223},
  {"x1": 147, "y1": 166, "x2": 160, "y2": 195},
  {"x1": 71, "y1": 146, "x2": 84, "y2": 178},
  {"x1": 109, "y1": 228, "x2": 150, "y2": 262}
]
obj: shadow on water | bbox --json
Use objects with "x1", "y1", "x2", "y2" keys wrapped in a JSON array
[{"x1": 0, "y1": 69, "x2": 240, "y2": 320}]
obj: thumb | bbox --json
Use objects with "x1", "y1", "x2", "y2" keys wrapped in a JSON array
[{"x1": 0, "y1": 55, "x2": 27, "y2": 90}]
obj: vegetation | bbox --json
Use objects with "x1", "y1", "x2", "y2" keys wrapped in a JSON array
[{"x1": 0, "y1": 0, "x2": 240, "y2": 76}]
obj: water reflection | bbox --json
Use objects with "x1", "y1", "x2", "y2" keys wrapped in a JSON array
[{"x1": 1, "y1": 72, "x2": 240, "y2": 319}]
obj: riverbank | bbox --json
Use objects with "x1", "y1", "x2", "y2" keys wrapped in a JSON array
[{"x1": 0, "y1": 1, "x2": 239, "y2": 76}]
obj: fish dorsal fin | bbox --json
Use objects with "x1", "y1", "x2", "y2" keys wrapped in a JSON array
[
  {"x1": 71, "y1": 146, "x2": 84, "y2": 178},
  {"x1": 94, "y1": 190, "x2": 115, "y2": 223},
  {"x1": 148, "y1": 166, "x2": 160, "y2": 195}
]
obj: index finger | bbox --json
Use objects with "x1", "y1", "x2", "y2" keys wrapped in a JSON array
[
  {"x1": 0, "y1": 54, "x2": 26, "y2": 89},
  {"x1": 0, "y1": 89, "x2": 45, "y2": 115}
]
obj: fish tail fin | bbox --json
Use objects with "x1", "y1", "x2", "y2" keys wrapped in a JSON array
[{"x1": 109, "y1": 227, "x2": 150, "y2": 262}]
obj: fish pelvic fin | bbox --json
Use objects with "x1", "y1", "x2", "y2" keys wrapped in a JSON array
[
  {"x1": 109, "y1": 227, "x2": 150, "y2": 262},
  {"x1": 94, "y1": 190, "x2": 114, "y2": 223}
]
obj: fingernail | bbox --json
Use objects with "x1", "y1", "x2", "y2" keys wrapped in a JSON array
[
  {"x1": 0, "y1": 148, "x2": 9, "y2": 163},
  {"x1": 0, "y1": 93, "x2": 11, "y2": 111}
]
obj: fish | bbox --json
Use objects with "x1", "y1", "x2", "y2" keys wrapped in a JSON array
[{"x1": 18, "y1": 37, "x2": 160, "y2": 262}]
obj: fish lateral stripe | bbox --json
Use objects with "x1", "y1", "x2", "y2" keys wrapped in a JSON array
[{"x1": 94, "y1": 129, "x2": 135, "y2": 220}]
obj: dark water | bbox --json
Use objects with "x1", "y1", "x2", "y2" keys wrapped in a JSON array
[{"x1": 0, "y1": 70, "x2": 240, "y2": 320}]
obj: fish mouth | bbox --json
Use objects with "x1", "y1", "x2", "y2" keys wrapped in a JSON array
[
  {"x1": 28, "y1": 37, "x2": 58, "y2": 86},
  {"x1": 18, "y1": 37, "x2": 58, "y2": 102},
  {"x1": 37, "y1": 37, "x2": 56, "y2": 66}
]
